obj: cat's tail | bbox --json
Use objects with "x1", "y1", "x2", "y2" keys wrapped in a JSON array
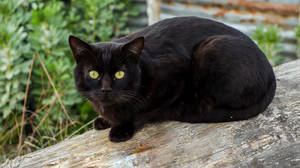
[{"x1": 202, "y1": 79, "x2": 277, "y2": 123}]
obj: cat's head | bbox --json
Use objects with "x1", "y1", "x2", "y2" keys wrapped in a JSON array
[{"x1": 69, "y1": 35, "x2": 144, "y2": 108}]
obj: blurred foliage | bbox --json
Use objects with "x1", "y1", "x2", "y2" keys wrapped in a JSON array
[
  {"x1": 294, "y1": 25, "x2": 300, "y2": 58},
  {"x1": 0, "y1": 0, "x2": 138, "y2": 161},
  {"x1": 0, "y1": 0, "x2": 32, "y2": 122},
  {"x1": 252, "y1": 25, "x2": 284, "y2": 66},
  {"x1": 69, "y1": 0, "x2": 139, "y2": 41}
]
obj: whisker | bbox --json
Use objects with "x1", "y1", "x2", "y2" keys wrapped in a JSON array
[{"x1": 77, "y1": 88, "x2": 148, "y2": 114}]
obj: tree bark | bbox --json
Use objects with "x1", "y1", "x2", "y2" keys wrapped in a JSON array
[
  {"x1": 2, "y1": 60, "x2": 300, "y2": 168},
  {"x1": 147, "y1": 0, "x2": 161, "y2": 25}
]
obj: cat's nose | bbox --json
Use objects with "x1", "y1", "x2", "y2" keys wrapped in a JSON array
[
  {"x1": 101, "y1": 87, "x2": 112, "y2": 93},
  {"x1": 101, "y1": 75, "x2": 112, "y2": 93}
]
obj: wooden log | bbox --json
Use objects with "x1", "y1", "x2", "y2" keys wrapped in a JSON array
[
  {"x1": 2, "y1": 60, "x2": 300, "y2": 168},
  {"x1": 147, "y1": 0, "x2": 161, "y2": 25}
]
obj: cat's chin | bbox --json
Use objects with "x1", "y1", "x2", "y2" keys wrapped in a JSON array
[
  {"x1": 98, "y1": 95, "x2": 115, "y2": 106},
  {"x1": 93, "y1": 95, "x2": 121, "y2": 107},
  {"x1": 100, "y1": 101, "x2": 115, "y2": 106},
  {"x1": 99, "y1": 98, "x2": 118, "y2": 107}
]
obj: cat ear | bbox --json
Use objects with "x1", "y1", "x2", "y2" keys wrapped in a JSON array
[
  {"x1": 69, "y1": 35, "x2": 92, "y2": 62},
  {"x1": 122, "y1": 37, "x2": 144, "y2": 59}
]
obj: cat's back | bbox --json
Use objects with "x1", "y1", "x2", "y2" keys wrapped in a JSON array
[{"x1": 114, "y1": 16, "x2": 248, "y2": 57}]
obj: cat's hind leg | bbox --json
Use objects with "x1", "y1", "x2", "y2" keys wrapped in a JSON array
[{"x1": 185, "y1": 35, "x2": 276, "y2": 123}]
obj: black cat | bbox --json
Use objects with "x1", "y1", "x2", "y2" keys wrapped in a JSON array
[{"x1": 69, "y1": 16, "x2": 276, "y2": 142}]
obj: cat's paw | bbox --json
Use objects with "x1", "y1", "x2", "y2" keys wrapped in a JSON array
[
  {"x1": 93, "y1": 118, "x2": 110, "y2": 130},
  {"x1": 109, "y1": 123, "x2": 135, "y2": 142}
]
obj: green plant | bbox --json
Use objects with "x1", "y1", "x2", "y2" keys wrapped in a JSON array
[
  {"x1": 0, "y1": 0, "x2": 139, "y2": 161},
  {"x1": 252, "y1": 25, "x2": 284, "y2": 66},
  {"x1": 0, "y1": 0, "x2": 31, "y2": 121},
  {"x1": 28, "y1": 0, "x2": 81, "y2": 133},
  {"x1": 0, "y1": 0, "x2": 33, "y2": 160},
  {"x1": 68, "y1": 0, "x2": 139, "y2": 41},
  {"x1": 294, "y1": 25, "x2": 300, "y2": 58}
]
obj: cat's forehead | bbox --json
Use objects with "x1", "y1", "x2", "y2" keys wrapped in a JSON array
[
  {"x1": 91, "y1": 42, "x2": 121, "y2": 60},
  {"x1": 81, "y1": 42, "x2": 124, "y2": 71},
  {"x1": 93, "y1": 42, "x2": 120, "y2": 52}
]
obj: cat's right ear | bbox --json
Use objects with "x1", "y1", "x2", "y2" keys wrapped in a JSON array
[
  {"x1": 122, "y1": 37, "x2": 144, "y2": 59},
  {"x1": 69, "y1": 35, "x2": 91, "y2": 63}
]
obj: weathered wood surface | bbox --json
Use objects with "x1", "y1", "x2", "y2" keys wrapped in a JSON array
[
  {"x1": 147, "y1": 0, "x2": 161, "y2": 25},
  {"x1": 2, "y1": 60, "x2": 300, "y2": 168}
]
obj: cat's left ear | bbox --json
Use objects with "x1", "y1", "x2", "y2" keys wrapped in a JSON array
[
  {"x1": 122, "y1": 37, "x2": 144, "y2": 59},
  {"x1": 69, "y1": 35, "x2": 92, "y2": 63}
]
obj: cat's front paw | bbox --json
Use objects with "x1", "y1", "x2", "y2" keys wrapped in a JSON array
[
  {"x1": 109, "y1": 123, "x2": 135, "y2": 142},
  {"x1": 93, "y1": 118, "x2": 110, "y2": 130}
]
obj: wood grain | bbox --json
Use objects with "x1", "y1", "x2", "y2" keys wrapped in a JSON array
[
  {"x1": 2, "y1": 60, "x2": 300, "y2": 168},
  {"x1": 147, "y1": 0, "x2": 161, "y2": 25}
]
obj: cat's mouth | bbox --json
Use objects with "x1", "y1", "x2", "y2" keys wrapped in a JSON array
[
  {"x1": 91, "y1": 91, "x2": 137, "y2": 106},
  {"x1": 99, "y1": 94, "x2": 111, "y2": 102},
  {"x1": 98, "y1": 93, "x2": 116, "y2": 106}
]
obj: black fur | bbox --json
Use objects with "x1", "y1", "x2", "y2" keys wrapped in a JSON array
[{"x1": 69, "y1": 17, "x2": 276, "y2": 142}]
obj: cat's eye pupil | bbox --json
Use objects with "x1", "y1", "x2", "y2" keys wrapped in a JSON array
[
  {"x1": 89, "y1": 70, "x2": 99, "y2": 79},
  {"x1": 115, "y1": 71, "x2": 125, "y2": 79}
]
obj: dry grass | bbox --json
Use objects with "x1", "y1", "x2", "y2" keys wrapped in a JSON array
[{"x1": 0, "y1": 54, "x2": 94, "y2": 161}]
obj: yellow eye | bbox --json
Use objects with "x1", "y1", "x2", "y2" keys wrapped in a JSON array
[
  {"x1": 115, "y1": 71, "x2": 125, "y2": 79},
  {"x1": 89, "y1": 70, "x2": 99, "y2": 79}
]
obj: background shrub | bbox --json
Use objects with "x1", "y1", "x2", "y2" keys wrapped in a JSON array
[
  {"x1": 294, "y1": 25, "x2": 300, "y2": 58},
  {"x1": 0, "y1": 0, "x2": 138, "y2": 161},
  {"x1": 252, "y1": 25, "x2": 284, "y2": 66}
]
